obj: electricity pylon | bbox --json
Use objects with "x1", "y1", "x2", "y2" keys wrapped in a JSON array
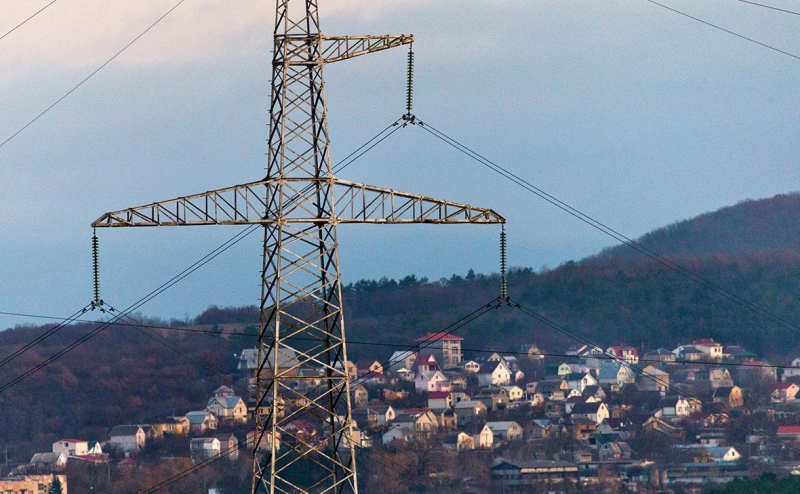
[{"x1": 93, "y1": 1, "x2": 504, "y2": 492}]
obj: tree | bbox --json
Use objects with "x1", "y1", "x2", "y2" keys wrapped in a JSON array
[{"x1": 49, "y1": 475, "x2": 63, "y2": 494}]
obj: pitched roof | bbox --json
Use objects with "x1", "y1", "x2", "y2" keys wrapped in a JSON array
[
  {"x1": 414, "y1": 332, "x2": 463, "y2": 342},
  {"x1": 110, "y1": 425, "x2": 143, "y2": 436},
  {"x1": 571, "y1": 402, "x2": 603, "y2": 415}
]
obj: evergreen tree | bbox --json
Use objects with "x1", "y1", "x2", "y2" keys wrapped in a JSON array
[{"x1": 49, "y1": 474, "x2": 62, "y2": 494}]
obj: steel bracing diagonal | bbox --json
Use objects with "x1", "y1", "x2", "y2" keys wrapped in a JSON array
[
  {"x1": 91, "y1": 179, "x2": 504, "y2": 227},
  {"x1": 93, "y1": 1, "x2": 503, "y2": 492}
]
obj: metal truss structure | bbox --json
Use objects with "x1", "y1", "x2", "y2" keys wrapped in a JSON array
[{"x1": 93, "y1": 1, "x2": 504, "y2": 492}]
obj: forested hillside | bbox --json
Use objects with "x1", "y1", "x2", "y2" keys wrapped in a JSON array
[
  {"x1": 598, "y1": 193, "x2": 800, "y2": 259},
  {"x1": 2, "y1": 192, "x2": 800, "y2": 463}
]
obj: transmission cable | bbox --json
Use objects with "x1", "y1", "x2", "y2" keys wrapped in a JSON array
[
  {"x1": 0, "y1": 0, "x2": 60, "y2": 42},
  {"x1": 738, "y1": 0, "x2": 800, "y2": 16},
  {"x1": 643, "y1": 0, "x2": 800, "y2": 61},
  {"x1": 0, "y1": 0, "x2": 190, "y2": 149},
  {"x1": 413, "y1": 120, "x2": 800, "y2": 341},
  {"x1": 0, "y1": 225, "x2": 258, "y2": 394},
  {"x1": 509, "y1": 297, "x2": 800, "y2": 456},
  {"x1": 140, "y1": 300, "x2": 499, "y2": 494}
]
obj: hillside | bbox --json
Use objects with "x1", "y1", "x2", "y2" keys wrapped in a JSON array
[
  {"x1": 597, "y1": 193, "x2": 800, "y2": 259},
  {"x1": 3, "y1": 192, "x2": 800, "y2": 463}
]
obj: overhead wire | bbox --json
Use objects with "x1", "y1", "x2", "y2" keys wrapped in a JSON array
[
  {"x1": 0, "y1": 0, "x2": 190, "y2": 149},
  {"x1": 413, "y1": 120, "x2": 800, "y2": 342},
  {"x1": 508, "y1": 297, "x2": 800, "y2": 457},
  {"x1": 642, "y1": 0, "x2": 800, "y2": 61},
  {"x1": 0, "y1": 225, "x2": 258, "y2": 394},
  {"x1": 738, "y1": 0, "x2": 800, "y2": 16},
  {"x1": 0, "y1": 0, "x2": 60, "y2": 42}
]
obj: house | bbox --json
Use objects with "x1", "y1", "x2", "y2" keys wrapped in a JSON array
[
  {"x1": 190, "y1": 437, "x2": 221, "y2": 460},
  {"x1": 29, "y1": 452, "x2": 67, "y2": 471},
  {"x1": 463, "y1": 360, "x2": 481, "y2": 373},
  {"x1": 518, "y1": 343, "x2": 545, "y2": 360},
  {"x1": 642, "y1": 417, "x2": 685, "y2": 440},
  {"x1": 474, "y1": 424, "x2": 494, "y2": 448},
  {"x1": 656, "y1": 397, "x2": 690, "y2": 417},
  {"x1": 712, "y1": 386, "x2": 744, "y2": 409},
  {"x1": 206, "y1": 387, "x2": 248, "y2": 423},
  {"x1": 784, "y1": 357, "x2": 800, "y2": 379},
  {"x1": 351, "y1": 384, "x2": 369, "y2": 408},
  {"x1": 0, "y1": 475, "x2": 67, "y2": 494},
  {"x1": 644, "y1": 348, "x2": 676, "y2": 363},
  {"x1": 415, "y1": 332, "x2": 464, "y2": 368},
  {"x1": 443, "y1": 431, "x2": 474, "y2": 451},
  {"x1": 772, "y1": 382, "x2": 800, "y2": 402},
  {"x1": 109, "y1": 425, "x2": 146, "y2": 453},
  {"x1": 185, "y1": 410, "x2": 219, "y2": 433},
  {"x1": 486, "y1": 421, "x2": 523, "y2": 442},
  {"x1": 502, "y1": 385, "x2": 524, "y2": 401},
  {"x1": 491, "y1": 460, "x2": 579, "y2": 486},
  {"x1": 606, "y1": 345, "x2": 639, "y2": 364},
  {"x1": 691, "y1": 338, "x2": 724, "y2": 360},
  {"x1": 570, "y1": 402, "x2": 610, "y2": 424},
  {"x1": 356, "y1": 359, "x2": 384, "y2": 379},
  {"x1": 52, "y1": 439, "x2": 90, "y2": 457},
  {"x1": 473, "y1": 386, "x2": 510, "y2": 411},
  {"x1": 382, "y1": 423, "x2": 414, "y2": 445},
  {"x1": 598, "y1": 361, "x2": 635, "y2": 387},
  {"x1": 152, "y1": 416, "x2": 190, "y2": 436},
  {"x1": 439, "y1": 409, "x2": 457, "y2": 430},
  {"x1": 410, "y1": 353, "x2": 440, "y2": 375},
  {"x1": 247, "y1": 429, "x2": 280, "y2": 452},
  {"x1": 637, "y1": 365, "x2": 669, "y2": 394},
  {"x1": 387, "y1": 350, "x2": 417, "y2": 375},
  {"x1": 413, "y1": 411, "x2": 439, "y2": 435},
  {"x1": 476, "y1": 360, "x2": 512, "y2": 387},
  {"x1": 415, "y1": 370, "x2": 450, "y2": 393},
  {"x1": 427, "y1": 390, "x2": 453, "y2": 409},
  {"x1": 675, "y1": 445, "x2": 741, "y2": 463},
  {"x1": 673, "y1": 346, "x2": 704, "y2": 362},
  {"x1": 454, "y1": 400, "x2": 487, "y2": 426},
  {"x1": 215, "y1": 433, "x2": 239, "y2": 460},
  {"x1": 371, "y1": 405, "x2": 396, "y2": 427},
  {"x1": 525, "y1": 419, "x2": 556, "y2": 440},
  {"x1": 599, "y1": 441, "x2": 633, "y2": 460}
]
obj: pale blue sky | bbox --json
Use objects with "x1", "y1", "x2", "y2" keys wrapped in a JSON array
[{"x1": 1, "y1": 0, "x2": 799, "y2": 328}]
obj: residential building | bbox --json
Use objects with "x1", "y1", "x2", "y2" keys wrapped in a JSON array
[
  {"x1": 52, "y1": 439, "x2": 89, "y2": 457},
  {"x1": 415, "y1": 333, "x2": 463, "y2": 368},
  {"x1": 190, "y1": 437, "x2": 221, "y2": 461},
  {"x1": 109, "y1": 425, "x2": 146, "y2": 453},
  {"x1": 0, "y1": 475, "x2": 68, "y2": 494},
  {"x1": 476, "y1": 360, "x2": 512, "y2": 387}
]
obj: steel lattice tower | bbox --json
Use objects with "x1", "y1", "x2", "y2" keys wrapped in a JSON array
[{"x1": 93, "y1": 1, "x2": 504, "y2": 492}]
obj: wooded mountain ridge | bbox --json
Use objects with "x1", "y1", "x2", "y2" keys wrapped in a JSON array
[{"x1": 2, "y1": 192, "x2": 800, "y2": 461}]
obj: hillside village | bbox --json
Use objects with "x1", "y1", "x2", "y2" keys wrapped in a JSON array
[{"x1": 8, "y1": 329, "x2": 800, "y2": 493}]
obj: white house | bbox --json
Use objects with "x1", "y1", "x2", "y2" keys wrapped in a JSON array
[
  {"x1": 190, "y1": 437, "x2": 221, "y2": 460},
  {"x1": 474, "y1": 424, "x2": 493, "y2": 449},
  {"x1": 52, "y1": 439, "x2": 89, "y2": 457},
  {"x1": 476, "y1": 360, "x2": 511, "y2": 387},
  {"x1": 658, "y1": 397, "x2": 690, "y2": 417},
  {"x1": 415, "y1": 370, "x2": 451, "y2": 393},
  {"x1": 109, "y1": 425, "x2": 146, "y2": 453},
  {"x1": 784, "y1": 358, "x2": 800, "y2": 378},
  {"x1": 570, "y1": 402, "x2": 610, "y2": 424}
]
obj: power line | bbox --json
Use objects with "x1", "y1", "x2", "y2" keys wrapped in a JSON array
[
  {"x1": 0, "y1": 0, "x2": 59, "y2": 42},
  {"x1": 738, "y1": 0, "x2": 800, "y2": 16},
  {"x1": 643, "y1": 0, "x2": 800, "y2": 61},
  {"x1": 509, "y1": 297, "x2": 800, "y2": 457},
  {"x1": 0, "y1": 225, "x2": 258, "y2": 394},
  {"x1": 0, "y1": 0, "x2": 190, "y2": 149},
  {"x1": 414, "y1": 120, "x2": 800, "y2": 342}
]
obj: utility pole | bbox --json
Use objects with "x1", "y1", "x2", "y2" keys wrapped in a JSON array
[{"x1": 92, "y1": 1, "x2": 504, "y2": 492}]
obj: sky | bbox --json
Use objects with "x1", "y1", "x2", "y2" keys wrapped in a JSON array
[{"x1": 1, "y1": 0, "x2": 799, "y2": 328}]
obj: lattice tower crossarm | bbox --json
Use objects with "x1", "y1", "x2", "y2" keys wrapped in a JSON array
[{"x1": 92, "y1": 1, "x2": 504, "y2": 492}]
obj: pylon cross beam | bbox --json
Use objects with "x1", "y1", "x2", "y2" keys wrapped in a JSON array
[{"x1": 93, "y1": 2, "x2": 504, "y2": 493}]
